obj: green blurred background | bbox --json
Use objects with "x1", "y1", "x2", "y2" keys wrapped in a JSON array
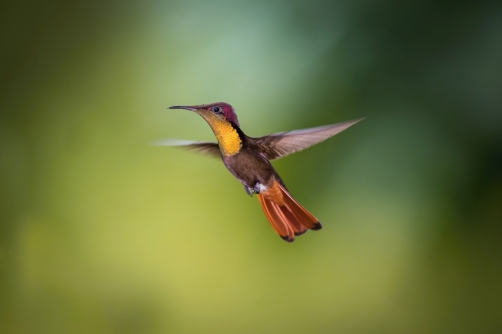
[{"x1": 1, "y1": 0, "x2": 501, "y2": 333}]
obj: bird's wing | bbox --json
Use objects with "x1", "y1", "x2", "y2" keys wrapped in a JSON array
[
  {"x1": 253, "y1": 118, "x2": 364, "y2": 160},
  {"x1": 151, "y1": 139, "x2": 221, "y2": 158}
]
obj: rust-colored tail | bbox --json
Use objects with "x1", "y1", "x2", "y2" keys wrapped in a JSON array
[{"x1": 257, "y1": 181, "x2": 322, "y2": 242}]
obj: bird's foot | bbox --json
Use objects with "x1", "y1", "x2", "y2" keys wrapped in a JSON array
[
  {"x1": 244, "y1": 186, "x2": 255, "y2": 196},
  {"x1": 245, "y1": 183, "x2": 268, "y2": 196}
]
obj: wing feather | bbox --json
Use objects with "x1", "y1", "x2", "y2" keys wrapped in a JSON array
[
  {"x1": 253, "y1": 118, "x2": 364, "y2": 160},
  {"x1": 151, "y1": 139, "x2": 221, "y2": 158}
]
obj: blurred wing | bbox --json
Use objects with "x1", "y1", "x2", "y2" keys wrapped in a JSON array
[
  {"x1": 254, "y1": 118, "x2": 364, "y2": 160},
  {"x1": 151, "y1": 139, "x2": 221, "y2": 158}
]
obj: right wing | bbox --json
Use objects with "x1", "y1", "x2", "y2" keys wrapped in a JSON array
[
  {"x1": 253, "y1": 118, "x2": 364, "y2": 160},
  {"x1": 151, "y1": 139, "x2": 221, "y2": 158}
]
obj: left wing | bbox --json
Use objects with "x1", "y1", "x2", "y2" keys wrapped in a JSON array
[
  {"x1": 252, "y1": 118, "x2": 364, "y2": 160},
  {"x1": 151, "y1": 139, "x2": 221, "y2": 158}
]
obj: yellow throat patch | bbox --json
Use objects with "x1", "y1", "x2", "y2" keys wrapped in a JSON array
[{"x1": 199, "y1": 111, "x2": 242, "y2": 156}]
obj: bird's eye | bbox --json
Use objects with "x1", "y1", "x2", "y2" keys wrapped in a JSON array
[{"x1": 211, "y1": 106, "x2": 222, "y2": 113}]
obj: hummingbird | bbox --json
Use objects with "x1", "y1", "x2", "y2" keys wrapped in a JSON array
[{"x1": 156, "y1": 102, "x2": 363, "y2": 242}]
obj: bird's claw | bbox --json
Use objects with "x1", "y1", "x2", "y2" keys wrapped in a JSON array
[
  {"x1": 245, "y1": 182, "x2": 264, "y2": 196},
  {"x1": 244, "y1": 186, "x2": 255, "y2": 196}
]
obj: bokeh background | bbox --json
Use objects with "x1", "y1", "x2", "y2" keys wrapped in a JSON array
[{"x1": 1, "y1": 0, "x2": 501, "y2": 333}]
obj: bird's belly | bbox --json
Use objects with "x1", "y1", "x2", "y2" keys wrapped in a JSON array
[{"x1": 223, "y1": 151, "x2": 275, "y2": 188}]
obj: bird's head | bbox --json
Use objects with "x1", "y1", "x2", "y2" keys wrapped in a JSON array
[
  {"x1": 169, "y1": 102, "x2": 242, "y2": 155},
  {"x1": 168, "y1": 102, "x2": 240, "y2": 127}
]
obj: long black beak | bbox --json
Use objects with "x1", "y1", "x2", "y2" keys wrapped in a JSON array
[{"x1": 168, "y1": 105, "x2": 196, "y2": 111}]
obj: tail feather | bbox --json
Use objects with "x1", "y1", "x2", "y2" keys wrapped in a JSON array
[
  {"x1": 267, "y1": 199, "x2": 296, "y2": 241},
  {"x1": 278, "y1": 206, "x2": 308, "y2": 236},
  {"x1": 257, "y1": 181, "x2": 322, "y2": 242},
  {"x1": 277, "y1": 183, "x2": 322, "y2": 231},
  {"x1": 257, "y1": 194, "x2": 294, "y2": 242}
]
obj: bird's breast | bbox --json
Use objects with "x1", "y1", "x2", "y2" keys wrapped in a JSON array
[{"x1": 223, "y1": 148, "x2": 276, "y2": 188}]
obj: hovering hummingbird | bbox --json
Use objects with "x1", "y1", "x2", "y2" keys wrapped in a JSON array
[{"x1": 156, "y1": 102, "x2": 363, "y2": 242}]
